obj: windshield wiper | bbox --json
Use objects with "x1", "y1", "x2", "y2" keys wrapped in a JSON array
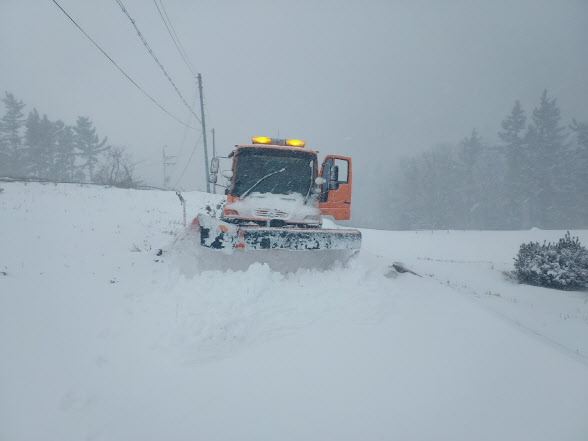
[
  {"x1": 304, "y1": 160, "x2": 315, "y2": 203},
  {"x1": 241, "y1": 168, "x2": 286, "y2": 198}
]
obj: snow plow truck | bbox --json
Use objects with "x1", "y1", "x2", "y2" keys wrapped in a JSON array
[{"x1": 192, "y1": 136, "x2": 362, "y2": 253}]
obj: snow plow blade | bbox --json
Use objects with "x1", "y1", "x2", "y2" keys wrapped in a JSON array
[
  {"x1": 239, "y1": 226, "x2": 361, "y2": 251},
  {"x1": 194, "y1": 214, "x2": 361, "y2": 252}
]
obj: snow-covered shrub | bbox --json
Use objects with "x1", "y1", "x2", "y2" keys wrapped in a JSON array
[{"x1": 514, "y1": 232, "x2": 588, "y2": 290}]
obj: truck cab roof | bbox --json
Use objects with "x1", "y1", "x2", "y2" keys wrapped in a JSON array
[{"x1": 232, "y1": 144, "x2": 318, "y2": 156}]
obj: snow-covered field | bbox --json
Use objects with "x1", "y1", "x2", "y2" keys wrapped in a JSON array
[{"x1": 1, "y1": 181, "x2": 587, "y2": 441}]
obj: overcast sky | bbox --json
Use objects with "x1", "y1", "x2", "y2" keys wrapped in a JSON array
[{"x1": 2, "y1": 0, "x2": 587, "y2": 222}]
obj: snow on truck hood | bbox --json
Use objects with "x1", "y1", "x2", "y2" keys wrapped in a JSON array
[{"x1": 226, "y1": 192, "x2": 320, "y2": 220}]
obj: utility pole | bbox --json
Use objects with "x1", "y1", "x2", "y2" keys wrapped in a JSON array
[
  {"x1": 212, "y1": 128, "x2": 216, "y2": 158},
  {"x1": 197, "y1": 73, "x2": 210, "y2": 193},
  {"x1": 162, "y1": 145, "x2": 176, "y2": 189},
  {"x1": 212, "y1": 128, "x2": 216, "y2": 194}
]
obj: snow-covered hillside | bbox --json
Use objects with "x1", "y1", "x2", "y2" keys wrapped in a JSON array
[{"x1": 1, "y1": 182, "x2": 587, "y2": 441}]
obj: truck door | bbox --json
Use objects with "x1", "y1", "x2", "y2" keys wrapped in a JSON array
[{"x1": 319, "y1": 155, "x2": 352, "y2": 220}]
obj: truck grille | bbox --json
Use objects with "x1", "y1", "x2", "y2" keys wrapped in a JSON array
[{"x1": 254, "y1": 208, "x2": 288, "y2": 219}]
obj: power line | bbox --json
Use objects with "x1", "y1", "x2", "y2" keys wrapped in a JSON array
[
  {"x1": 49, "y1": 0, "x2": 198, "y2": 130},
  {"x1": 115, "y1": 0, "x2": 201, "y2": 124},
  {"x1": 174, "y1": 133, "x2": 203, "y2": 188},
  {"x1": 175, "y1": 86, "x2": 199, "y2": 162},
  {"x1": 153, "y1": 0, "x2": 197, "y2": 79},
  {"x1": 160, "y1": 1, "x2": 197, "y2": 74},
  {"x1": 152, "y1": 0, "x2": 211, "y2": 191}
]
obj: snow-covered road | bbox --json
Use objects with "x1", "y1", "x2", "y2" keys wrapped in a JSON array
[{"x1": 1, "y1": 182, "x2": 587, "y2": 440}]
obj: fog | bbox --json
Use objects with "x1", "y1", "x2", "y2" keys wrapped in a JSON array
[{"x1": 1, "y1": 0, "x2": 587, "y2": 226}]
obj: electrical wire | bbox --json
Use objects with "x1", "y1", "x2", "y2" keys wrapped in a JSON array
[
  {"x1": 153, "y1": 0, "x2": 197, "y2": 79},
  {"x1": 114, "y1": 0, "x2": 201, "y2": 124},
  {"x1": 49, "y1": 0, "x2": 198, "y2": 130},
  {"x1": 154, "y1": 2, "x2": 210, "y2": 185},
  {"x1": 174, "y1": 133, "x2": 203, "y2": 187},
  {"x1": 175, "y1": 86, "x2": 199, "y2": 163},
  {"x1": 160, "y1": 1, "x2": 197, "y2": 73}
]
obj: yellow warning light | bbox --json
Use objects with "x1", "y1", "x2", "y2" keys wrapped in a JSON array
[
  {"x1": 285, "y1": 139, "x2": 306, "y2": 147},
  {"x1": 251, "y1": 136, "x2": 272, "y2": 144},
  {"x1": 251, "y1": 137, "x2": 306, "y2": 147}
]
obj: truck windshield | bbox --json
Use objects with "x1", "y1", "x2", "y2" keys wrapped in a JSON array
[{"x1": 231, "y1": 147, "x2": 316, "y2": 197}]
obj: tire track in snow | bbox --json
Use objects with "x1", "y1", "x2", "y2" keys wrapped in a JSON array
[{"x1": 420, "y1": 261, "x2": 588, "y2": 367}]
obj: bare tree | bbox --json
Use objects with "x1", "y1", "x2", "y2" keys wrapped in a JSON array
[{"x1": 94, "y1": 146, "x2": 142, "y2": 188}]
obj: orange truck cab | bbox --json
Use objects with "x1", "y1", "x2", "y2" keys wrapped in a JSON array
[{"x1": 210, "y1": 137, "x2": 353, "y2": 227}]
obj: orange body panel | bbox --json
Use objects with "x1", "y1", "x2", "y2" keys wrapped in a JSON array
[{"x1": 319, "y1": 155, "x2": 353, "y2": 220}]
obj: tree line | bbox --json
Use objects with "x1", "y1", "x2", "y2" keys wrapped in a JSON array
[
  {"x1": 0, "y1": 91, "x2": 141, "y2": 188},
  {"x1": 390, "y1": 90, "x2": 588, "y2": 230}
]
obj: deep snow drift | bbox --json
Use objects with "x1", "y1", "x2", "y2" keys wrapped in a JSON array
[{"x1": 1, "y1": 182, "x2": 587, "y2": 441}]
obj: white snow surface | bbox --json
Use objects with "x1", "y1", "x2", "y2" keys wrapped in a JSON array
[{"x1": 1, "y1": 182, "x2": 587, "y2": 441}]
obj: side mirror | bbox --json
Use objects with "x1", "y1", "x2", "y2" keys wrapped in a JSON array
[
  {"x1": 321, "y1": 162, "x2": 331, "y2": 190},
  {"x1": 329, "y1": 165, "x2": 339, "y2": 190},
  {"x1": 210, "y1": 158, "x2": 219, "y2": 174},
  {"x1": 208, "y1": 173, "x2": 218, "y2": 184},
  {"x1": 222, "y1": 170, "x2": 233, "y2": 179}
]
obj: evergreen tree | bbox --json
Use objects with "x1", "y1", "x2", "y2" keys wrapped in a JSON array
[
  {"x1": 499, "y1": 100, "x2": 527, "y2": 228},
  {"x1": 569, "y1": 119, "x2": 588, "y2": 227},
  {"x1": 23, "y1": 110, "x2": 56, "y2": 179},
  {"x1": 73, "y1": 116, "x2": 108, "y2": 182},
  {"x1": 525, "y1": 90, "x2": 567, "y2": 228},
  {"x1": 23, "y1": 109, "x2": 42, "y2": 177},
  {"x1": 37, "y1": 114, "x2": 56, "y2": 179},
  {"x1": 0, "y1": 92, "x2": 26, "y2": 176},
  {"x1": 0, "y1": 127, "x2": 6, "y2": 176},
  {"x1": 389, "y1": 93, "x2": 583, "y2": 231},
  {"x1": 456, "y1": 129, "x2": 483, "y2": 229},
  {"x1": 52, "y1": 120, "x2": 76, "y2": 181},
  {"x1": 570, "y1": 119, "x2": 588, "y2": 149},
  {"x1": 458, "y1": 128, "x2": 481, "y2": 170}
]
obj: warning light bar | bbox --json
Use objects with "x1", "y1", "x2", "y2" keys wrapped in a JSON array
[
  {"x1": 285, "y1": 139, "x2": 305, "y2": 147},
  {"x1": 251, "y1": 136, "x2": 272, "y2": 144},
  {"x1": 251, "y1": 137, "x2": 306, "y2": 148}
]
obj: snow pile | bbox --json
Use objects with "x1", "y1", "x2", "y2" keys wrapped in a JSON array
[
  {"x1": 1, "y1": 182, "x2": 587, "y2": 441},
  {"x1": 514, "y1": 231, "x2": 588, "y2": 290}
]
